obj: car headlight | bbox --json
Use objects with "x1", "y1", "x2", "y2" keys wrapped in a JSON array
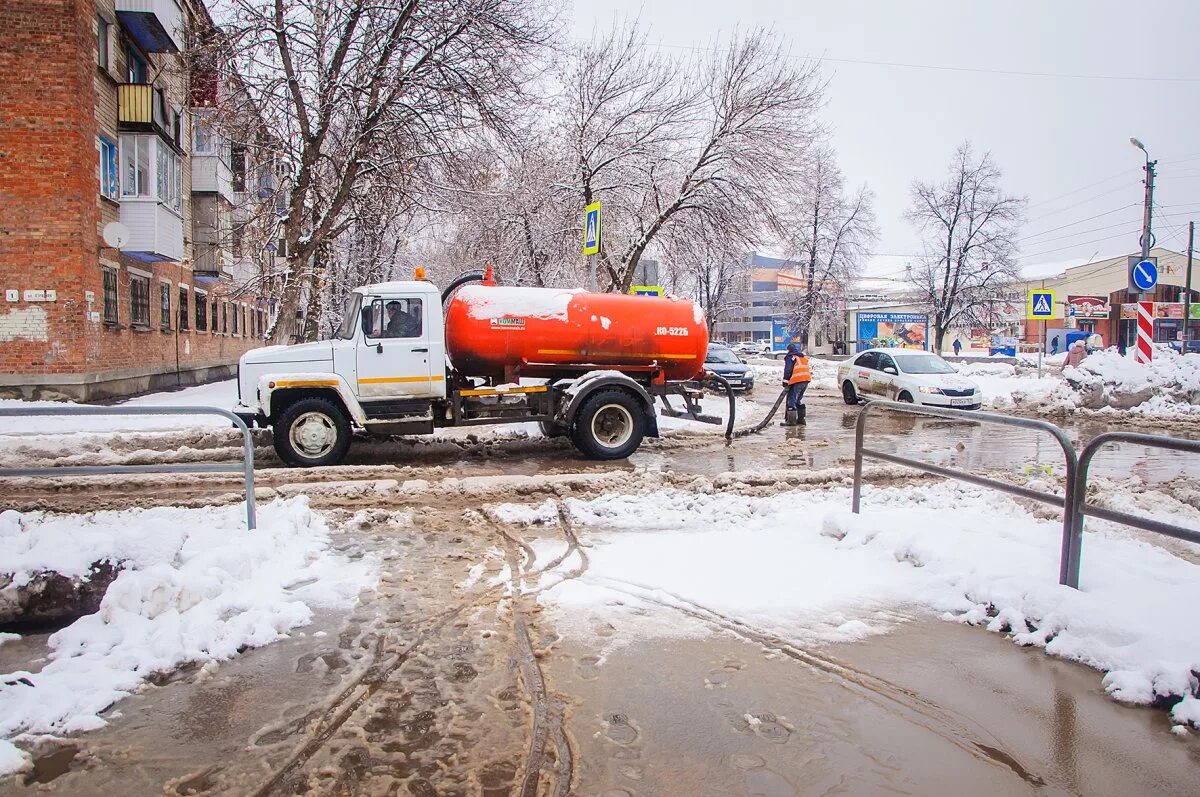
[{"x1": 918, "y1": 385, "x2": 944, "y2": 394}]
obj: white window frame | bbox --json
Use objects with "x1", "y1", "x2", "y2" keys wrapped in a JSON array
[{"x1": 120, "y1": 134, "x2": 182, "y2": 213}]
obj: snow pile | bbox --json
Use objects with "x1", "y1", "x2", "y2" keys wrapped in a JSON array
[
  {"x1": 520, "y1": 483, "x2": 1200, "y2": 727},
  {"x1": 967, "y1": 346, "x2": 1200, "y2": 416},
  {"x1": 746, "y1": 356, "x2": 839, "y2": 392},
  {"x1": 0, "y1": 498, "x2": 374, "y2": 773}
]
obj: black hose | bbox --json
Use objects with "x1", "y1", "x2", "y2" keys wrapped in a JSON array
[
  {"x1": 707, "y1": 373, "x2": 736, "y2": 439},
  {"x1": 733, "y1": 387, "x2": 789, "y2": 438},
  {"x1": 440, "y1": 271, "x2": 486, "y2": 304}
]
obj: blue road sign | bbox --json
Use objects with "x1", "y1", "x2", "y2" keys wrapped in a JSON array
[
  {"x1": 583, "y1": 201, "x2": 601, "y2": 255},
  {"x1": 1131, "y1": 258, "x2": 1158, "y2": 291},
  {"x1": 1028, "y1": 289, "x2": 1056, "y2": 319}
]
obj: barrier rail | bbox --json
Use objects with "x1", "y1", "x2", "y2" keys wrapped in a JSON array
[
  {"x1": 852, "y1": 400, "x2": 1079, "y2": 585},
  {"x1": 1064, "y1": 432, "x2": 1200, "y2": 588},
  {"x1": 853, "y1": 401, "x2": 1200, "y2": 589},
  {"x1": 0, "y1": 406, "x2": 257, "y2": 530}
]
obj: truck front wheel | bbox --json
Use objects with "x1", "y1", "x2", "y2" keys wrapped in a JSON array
[
  {"x1": 273, "y1": 397, "x2": 352, "y2": 467},
  {"x1": 571, "y1": 389, "x2": 646, "y2": 460}
]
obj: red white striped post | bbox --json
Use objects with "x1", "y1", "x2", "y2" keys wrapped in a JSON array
[{"x1": 1136, "y1": 301, "x2": 1154, "y2": 363}]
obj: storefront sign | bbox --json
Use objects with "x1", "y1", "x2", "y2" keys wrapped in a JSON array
[
  {"x1": 1154, "y1": 303, "x2": 1184, "y2": 319},
  {"x1": 1067, "y1": 295, "x2": 1109, "y2": 319},
  {"x1": 855, "y1": 312, "x2": 928, "y2": 352},
  {"x1": 1121, "y1": 303, "x2": 1138, "y2": 320}
]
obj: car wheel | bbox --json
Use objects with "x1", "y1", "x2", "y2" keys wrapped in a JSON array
[
  {"x1": 273, "y1": 397, "x2": 352, "y2": 467},
  {"x1": 897, "y1": 391, "x2": 915, "y2": 403},
  {"x1": 571, "y1": 388, "x2": 646, "y2": 460},
  {"x1": 842, "y1": 381, "x2": 859, "y2": 405}
]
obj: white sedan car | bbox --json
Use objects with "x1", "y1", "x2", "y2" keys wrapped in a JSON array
[{"x1": 837, "y1": 348, "x2": 981, "y2": 409}]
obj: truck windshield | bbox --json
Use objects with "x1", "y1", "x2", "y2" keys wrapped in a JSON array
[{"x1": 336, "y1": 293, "x2": 362, "y2": 340}]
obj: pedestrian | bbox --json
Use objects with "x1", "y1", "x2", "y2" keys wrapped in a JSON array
[
  {"x1": 1064, "y1": 339, "x2": 1087, "y2": 369},
  {"x1": 1050, "y1": 335, "x2": 1060, "y2": 355},
  {"x1": 781, "y1": 343, "x2": 812, "y2": 426},
  {"x1": 952, "y1": 338, "x2": 962, "y2": 356}
]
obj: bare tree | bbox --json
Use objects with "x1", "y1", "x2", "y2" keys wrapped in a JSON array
[
  {"x1": 905, "y1": 142, "x2": 1025, "y2": 352},
  {"x1": 781, "y1": 148, "x2": 877, "y2": 343},
  {"x1": 205, "y1": 0, "x2": 556, "y2": 342},
  {"x1": 661, "y1": 222, "x2": 749, "y2": 333},
  {"x1": 565, "y1": 25, "x2": 824, "y2": 292}
]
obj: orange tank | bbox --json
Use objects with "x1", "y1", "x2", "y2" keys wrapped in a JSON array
[{"x1": 445, "y1": 285, "x2": 709, "y2": 382}]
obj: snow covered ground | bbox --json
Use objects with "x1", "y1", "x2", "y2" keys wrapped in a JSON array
[
  {"x1": 962, "y1": 346, "x2": 1200, "y2": 418},
  {"x1": 496, "y1": 482, "x2": 1200, "y2": 733},
  {"x1": 0, "y1": 497, "x2": 375, "y2": 775}
]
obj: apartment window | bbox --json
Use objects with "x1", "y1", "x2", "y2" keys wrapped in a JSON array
[
  {"x1": 102, "y1": 268, "x2": 118, "y2": 324},
  {"x1": 230, "y1": 143, "x2": 246, "y2": 192},
  {"x1": 211, "y1": 297, "x2": 218, "y2": 333},
  {"x1": 231, "y1": 302, "x2": 239, "y2": 335},
  {"x1": 95, "y1": 16, "x2": 110, "y2": 69},
  {"x1": 178, "y1": 286, "x2": 189, "y2": 330},
  {"x1": 195, "y1": 292, "x2": 208, "y2": 331},
  {"x1": 194, "y1": 118, "x2": 214, "y2": 154},
  {"x1": 120, "y1": 135, "x2": 181, "y2": 211},
  {"x1": 156, "y1": 144, "x2": 182, "y2": 212},
  {"x1": 129, "y1": 274, "x2": 150, "y2": 327},
  {"x1": 97, "y1": 136, "x2": 118, "y2": 199},
  {"x1": 160, "y1": 282, "x2": 171, "y2": 329},
  {"x1": 120, "y1": 134, "x2": 151, "y2": 197},
  {"x1": 126, "y1": 45, "x2": 147, "y2": 84}
]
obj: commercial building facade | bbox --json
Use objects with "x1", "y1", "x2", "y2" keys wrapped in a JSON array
[
  {"x1": 0, "y1": 0, "x2": 276, "y2": 400},
  {"x1": 1015, "y1": 248, "x2": 1199, "y2": 351}
]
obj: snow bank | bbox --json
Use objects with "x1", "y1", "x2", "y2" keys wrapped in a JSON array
[
  {"x1": 517, "y1": 483, "x2": 1200, "y2": 727},
  {"x1": 0, "y1": 379, "x2": 237, "y2": 436},
  {"x1": 0, "y1": 498, "x2": 374, "y2": 772},
  {"x1": 970, "y1": 346, "x2": 1200, "y2": 417}
]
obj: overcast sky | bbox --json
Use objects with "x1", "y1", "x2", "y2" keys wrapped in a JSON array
[{"x1": 569, "y1": 0, "x2": 1200, "y2": 279}]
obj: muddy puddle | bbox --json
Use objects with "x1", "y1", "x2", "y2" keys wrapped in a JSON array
[{"x1": 549, "y1": 621, "x2": 1200, "y2": 797}]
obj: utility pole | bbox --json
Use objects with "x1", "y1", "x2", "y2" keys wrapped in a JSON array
[
  {"x1": 1132, "y1": 138, "x2": 1158, "y2": 296},
  {"x1": 1186, "y1": 221, "x2": 1195, "y2": 352}
]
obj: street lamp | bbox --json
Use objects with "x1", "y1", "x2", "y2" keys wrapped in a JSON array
[{"x1": 1130, "y1": 136, "x2": 1157, "y2": 261}]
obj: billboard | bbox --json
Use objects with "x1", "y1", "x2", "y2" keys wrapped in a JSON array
[
  {"x1": 856, "y1": 312, "x2": 928, "y2": 352},
  {"x1": 770, "y1": 316, "x2": 800, "y2": 352},
  {"x1": 1067, "y1": 295, "x2": 1110, "y2": 319}
]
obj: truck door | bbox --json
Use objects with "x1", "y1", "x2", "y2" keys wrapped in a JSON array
[{"x1": 357, "y1": 295, "x2": 438, "y2": 399}]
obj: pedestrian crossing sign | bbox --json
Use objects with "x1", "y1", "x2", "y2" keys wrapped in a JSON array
[
  {"x1": 1027, "y1": 289, "x2": 1057, "y2": 320},
  {"x1": 582, "y1": 201, "x2": 601, "y2": 256}
]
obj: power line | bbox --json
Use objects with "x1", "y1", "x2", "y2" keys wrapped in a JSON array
[
  {"x1": 636, "y1": 40, "x2": 1200, "y2": 83},
  {"x1": 1020, "y1": 204, "x2": 1138, "y2": 241},
  {"x1": 1019, "y1": 229, "x2": 1139, "y2": 261},
  {"x1": 1025, "y1": 168, "x2": 1138, "y2": 211}
]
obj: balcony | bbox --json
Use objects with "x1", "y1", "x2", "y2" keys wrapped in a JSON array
[
  {"x1": 118, "y1": 84, "x2": 180, "y2": 146},
  {"x1": 115, "y1": 0, "x2": 183, "y2": 53},
  {"x1": 120, "y1": 201, "x2": 184, "y2": 262},
  {"x1": 191, "y1": 155, "x2": 234, "y2": 202}
]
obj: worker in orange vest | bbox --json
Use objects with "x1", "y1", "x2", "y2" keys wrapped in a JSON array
[{"x1": 781, "y1": 343, "x2": 812, "y2": 426}]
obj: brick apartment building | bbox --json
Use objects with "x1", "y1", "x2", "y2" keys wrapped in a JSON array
[{"x1": 0, "y1": 0, "x2": 278, "y2": 401}]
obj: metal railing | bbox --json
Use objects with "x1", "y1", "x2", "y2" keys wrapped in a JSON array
[
  {"x1": 852, "y1": 400, "x2": 1079, "y2": 585},
  {"x1": 1064, "y1": 432, "x2": 1200, "y2": 588},
  {"x1": 0, "y1": 406, "x2": 257, "y2": 530},
  {"x1": 853, "y1": 401, "x2": 1200, "y2": 589}
]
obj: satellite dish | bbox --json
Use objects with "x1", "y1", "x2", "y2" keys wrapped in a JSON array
[{"x1": 102, "y1": 222, "x2": 130, "y2": 249}]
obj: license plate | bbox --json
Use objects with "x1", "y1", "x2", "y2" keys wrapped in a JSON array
[{"x1": 950, "y1": 397, "x2": 973, "y2": 407}]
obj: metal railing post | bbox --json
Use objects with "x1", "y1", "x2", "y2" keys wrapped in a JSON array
[
  {"x1": 1068, "y1": 431, "x2": 1200, "y2": 588},
  {"x1": 0, "y1": 405, "x2": 257, "y2": 530},
  {"x1": 852, "y1": 402, "x2": 870, "y2": 513}
]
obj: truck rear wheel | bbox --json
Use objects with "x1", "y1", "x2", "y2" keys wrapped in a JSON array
[
  {"x1": 571, "y1": 389, "x2": 646, "y2": 460},
  {"x1": 273, "y1": 397, "x2": 352, "y2": 467}
]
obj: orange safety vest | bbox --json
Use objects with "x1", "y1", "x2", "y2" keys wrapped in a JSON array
[{"x1": 788, "y1": 356, "x2": 812, "y2": 385}]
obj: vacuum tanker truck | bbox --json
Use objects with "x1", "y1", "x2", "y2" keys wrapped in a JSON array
[{"x1": 233, "y1": 269, "x2": 732, "y2": 467}]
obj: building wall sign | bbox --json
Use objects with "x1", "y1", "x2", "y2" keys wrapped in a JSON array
[
  {"x1": 856, "y1": 312, "x2": 928, "y2": 352},
  {"x1": 1067, "y1": 295, "x2": 1109, "y2": 319}
]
